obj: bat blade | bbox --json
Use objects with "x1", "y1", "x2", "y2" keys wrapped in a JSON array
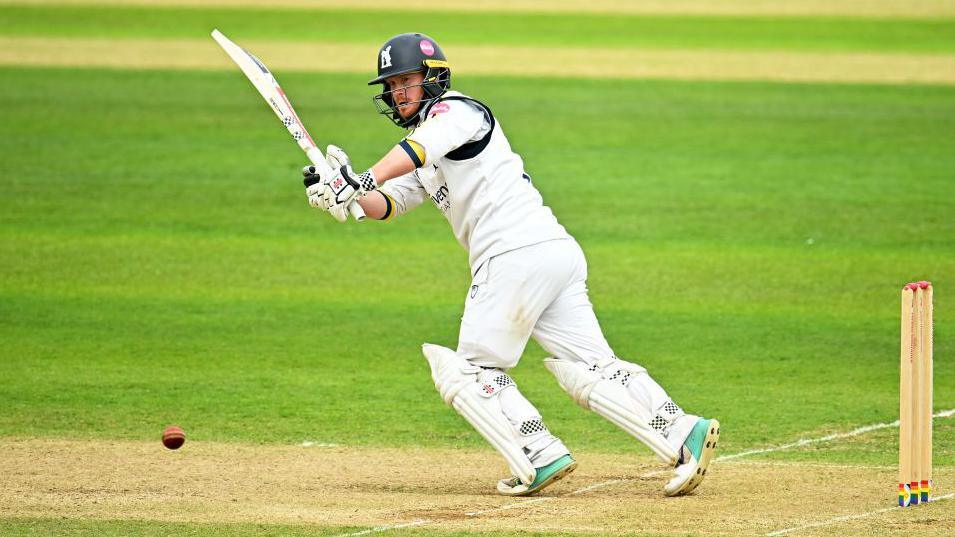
[{"x1": 212, "y1": 29, "x2": 364, "y2": 220}]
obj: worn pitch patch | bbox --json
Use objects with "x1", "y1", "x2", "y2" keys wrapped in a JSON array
[{"x1": 1, "y1": 438, "x2": 953, "y2": 536}]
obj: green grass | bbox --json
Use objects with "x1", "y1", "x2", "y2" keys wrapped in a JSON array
[
  {"x1": 2, "y1": 66, "x2": 954, "y2": 468},
  {"x1": 1, "y1": 5, "x2": 954, "y2": 53}
]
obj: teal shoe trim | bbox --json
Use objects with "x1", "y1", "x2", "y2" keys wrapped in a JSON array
[
  {"x1": 527, "y1": 454, "x2": 575, "y2": 490},
  {"x1": 665, "y1": 417, "x2": 720, "y2": 496},
  {"x1": 684, "y1": 418, "x2": 714, "y2": 461},
  {"x1": 497, "y1": 454, "x2": 577, "y2": 496}
]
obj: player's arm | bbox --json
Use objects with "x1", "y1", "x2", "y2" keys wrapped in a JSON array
[
  {"x1": 353, "y1": 139, "x2": 424, "y2": 218},
  {"x1": 355, "y1": 191, "x2": 390, "y2": 220},
  {"x1": 370, "y1": 140, "x2": 424, "y2": 182}
]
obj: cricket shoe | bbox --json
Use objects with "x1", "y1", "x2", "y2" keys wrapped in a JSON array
[
  {"x1": 664, "y1": 417, "x2": 720, "y2": 497},
  {"x1": 497, "y1": 454, "x2": 577, "y2": 496}
]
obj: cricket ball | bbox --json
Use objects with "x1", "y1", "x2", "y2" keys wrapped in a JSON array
[{"x1": 162, "y1": 425, "x2": 185, "y2": 450}]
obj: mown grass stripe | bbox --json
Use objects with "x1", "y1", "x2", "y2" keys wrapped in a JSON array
[
  {"x1": 2, "y1": 37, "x2": 954, "y2": 85},
  {"x1": 3, "y1": 0, "x2": 955, "y2": 18},
  {"x1": 1, "y1": 5, "x2": 954, "y2": 53}
]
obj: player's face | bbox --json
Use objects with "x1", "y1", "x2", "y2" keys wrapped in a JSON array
[{"x1": 386, "y1": 71, "x2": 426, "y2": 119}]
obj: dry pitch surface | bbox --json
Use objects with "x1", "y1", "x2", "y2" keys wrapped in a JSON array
[{"x1": 2, "y1": 435, "x2": 954, "y2": 537}]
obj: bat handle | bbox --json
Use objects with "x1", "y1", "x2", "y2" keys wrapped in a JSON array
[
  {"x1": 348, "y1": 200, "x2": 367, "y2": 221},
  {"x1": 306, "y1": 147, "x2": 365, "y2": 221}
]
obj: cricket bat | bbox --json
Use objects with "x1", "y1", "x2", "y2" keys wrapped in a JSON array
[{"x1": 211, "y1": 29, "x2": 365, "y2": 221}]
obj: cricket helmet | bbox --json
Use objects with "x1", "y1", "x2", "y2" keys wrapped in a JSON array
[{"x1": 369, "y1": 33, "x2": 451, "y2": 128}]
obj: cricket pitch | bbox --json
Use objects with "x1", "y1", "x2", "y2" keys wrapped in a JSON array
[{"x1": 2, "y1": 438, "x2": 953, "y2": 536}]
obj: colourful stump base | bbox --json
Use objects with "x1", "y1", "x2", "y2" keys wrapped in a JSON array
[
  {"x1": 899, "y1": 481, "x2": 935, "y2": 507},
  {"x1": 899, "y1": 483, "x2": 911, "y2": 507}
]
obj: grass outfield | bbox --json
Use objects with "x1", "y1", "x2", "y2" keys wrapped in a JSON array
[
  {"x1": 1, "y1": 4, "x2": 953, "y2": 53},
  {"x1": 2, "y1": 66, "x2": 954, "y2": 458}
]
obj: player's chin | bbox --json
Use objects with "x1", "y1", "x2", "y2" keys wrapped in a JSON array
[{"x1": 397, "y1": 103, "x2": 420, "y2": 119}]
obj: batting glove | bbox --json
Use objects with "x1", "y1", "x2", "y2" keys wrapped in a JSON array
[
  {"x1": 302, "y1": 144, "x2": 355, "y2": 211},
  {"x1": 303, "y1": 165, "x2": 332, "y2": 211},
  {"x1": 323, "y1": 165, "x2": 377, "y2": 223}
]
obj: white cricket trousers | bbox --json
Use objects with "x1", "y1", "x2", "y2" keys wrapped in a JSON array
[
  {"x1": 455, "y1": 238, "x2": 695, "y2": 465},
  {"x1": 457, "y1": 238, "x2": 614, "y2": 369}
]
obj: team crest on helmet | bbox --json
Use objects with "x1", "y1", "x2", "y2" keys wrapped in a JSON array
[{"x1": 380, "y1": 45, "x2": 392, "y2": 69}]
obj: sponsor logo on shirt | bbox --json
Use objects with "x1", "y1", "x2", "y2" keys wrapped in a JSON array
[{"x1": 430, "y1": 184, "x2": 451, "y2": 212}]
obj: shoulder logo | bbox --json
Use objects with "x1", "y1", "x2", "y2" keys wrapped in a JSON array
[
  {"x1": 380, "y1": 45, "x2": 392, "y2": 69},
  {"x1": 429, "y1": 102, "x2": 451, "y2": 118}
]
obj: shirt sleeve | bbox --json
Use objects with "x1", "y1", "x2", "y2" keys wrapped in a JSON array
[
  {"x1": 405, "y1": 100, "x2": 488, "y2": 166},
  {"x1": 378, "y1": 170, "x2": 428, "y2": 219}
]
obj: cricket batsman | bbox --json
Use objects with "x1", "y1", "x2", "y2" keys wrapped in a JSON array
[{"x1": 303, "y1": 33, "x2": 720, "y2": 496}]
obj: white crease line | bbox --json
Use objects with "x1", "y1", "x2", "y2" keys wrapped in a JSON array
[
  {"x1": 765, "y1": 493, "x2": 955, "y2": 536},
  {"x1": 467, "y1": 469, "x2": 668, "y2": 516},
  {"x1": 466, "y1": 479, "x2": 626, "y2": 516},
  {"x1": 570, "y1": 478, "x2": 626, "y2": 495},
  {"x1": 720, "y1": 460, "x2": 896, "y2": 470},
  {"x1": 330, "y1": 519, "x2": 428, "y2": 537},
  {"x1": 300, "y1": 441, "x2": 340, "y2": 448},
  {"x1": 718, "y1": 408, "x2": 955, "y2": 462},
  {"x1": 466, "y1": 497, "x2": 550, "y2": 516}
]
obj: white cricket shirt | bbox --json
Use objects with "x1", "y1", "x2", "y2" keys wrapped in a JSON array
[{"x1": 380, "y1": 91, "x2": 569, "y2": 273}]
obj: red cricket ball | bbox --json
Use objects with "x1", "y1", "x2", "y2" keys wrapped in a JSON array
[{"x1": 162, "y1": 425, "x2": 185, "y2": 450}]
